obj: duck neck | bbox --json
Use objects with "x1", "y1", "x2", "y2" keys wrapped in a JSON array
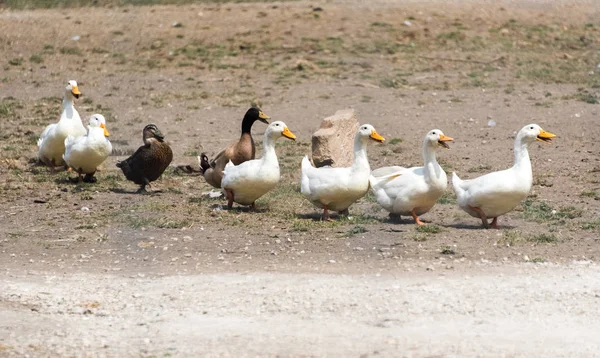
[
  {"x1": 241, "y1": 116, "x2": 254, "y2": 135},
  {"x1": 352, "y1": 135, "x2": 370, "y2": 172},
  {"x1": 261, "y1": 133, "x2": 278, "y2": 164},
  {"x1": 422, "y1": 143, "x2": 443, "y2": 182},
  {"x1": 512, "y1": 136, "x2": 532, "y2": 175},
  {"x1": 62, "y1": 92, "x2": 75, "y2": 119}
]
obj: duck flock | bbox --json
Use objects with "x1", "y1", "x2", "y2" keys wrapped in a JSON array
[{"x1": 37, "y1": 80, "x2": 557, "y2": 229}]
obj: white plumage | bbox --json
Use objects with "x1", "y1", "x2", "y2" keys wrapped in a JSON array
[
  {"x1": 301, "y1": 124, "x2": 384, "y2": 220},
  {"x1": 221, "y1": 121, "x2": 296, "y2": 209},
  {"x1": 38, "y1": 80, "x2": 86, "y2": 169},
  {"x1": 63, "y1": 114, "x2": 112, "y2": 183},
  {"x1": 452, "y1": 123, "x2": 556, "y2": 228},
  {"x1": 370, "y1": 129, "x2": 453, "y2": 225}
]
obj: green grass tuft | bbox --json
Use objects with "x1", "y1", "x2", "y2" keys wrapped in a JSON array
[{"x1": 416, "y1": 225, "x2": 442, "y2": 234}]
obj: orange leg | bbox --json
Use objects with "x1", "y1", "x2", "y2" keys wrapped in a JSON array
[
  {"x1": 470, "y1": 206, "x2": 489, "y2": 229},
  {"x1": 490, "y1": 217, "x2": 499, "y2": 229},
  {"x1": 411, "y1": 209, "x2": 425, "y2": 226},
  {"x1": 225, "y1": 189, "x2": 234, "y2": 209}
]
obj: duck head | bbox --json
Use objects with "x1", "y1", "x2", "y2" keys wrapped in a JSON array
[
  {"x1": 241, "y1": 107, "x2": 270, "y2": 134},
  {"x1": 143, "y1": 124, "x2": 166, "y2": 144},
  {"x1": 89, "y1": 114, "x2": 110, "y2": 137},
  {"x1": 266, "y1": 120, "x2": 296, "y2": 141},
  {"x1": 357, "y1": 124, "x2": 385, "y2": 143},
  {"x1": 518, "y1": 124, "x2": 556, "y2": 144},
  {"x1": 66, "y1": 80, "x2": 81, "y2": 99},
  {"x1": 425, "y1": 129, "x2": 453, "y2": 150}
]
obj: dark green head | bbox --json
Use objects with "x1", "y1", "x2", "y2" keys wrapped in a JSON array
[{"x1": 241, "y1": 107, "x2": 270, "y2": 134}]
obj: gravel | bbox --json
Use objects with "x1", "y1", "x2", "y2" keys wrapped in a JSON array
[{"x1": 2, "y1": 263, "x2": 600, "y2": 357}]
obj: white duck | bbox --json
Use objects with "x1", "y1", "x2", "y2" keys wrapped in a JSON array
[
  {"x1": 221, "y1": 121, "x2": 296, "y2": 209},
  {"x1": 63, "y1": 114, "x2": 112, "y2": 183},
  {"x1": 452, "y1": 124, "x2": 556, "y2": 229},
  {"x1": 301, "y1": 124, "x2": 385, "y2": 220},
  {"x1": 38, "y1": 80, "x2": 86, "y2": 170},
  {"x1": 370, "y1": 129, "x2": 453, "y2": 225}
]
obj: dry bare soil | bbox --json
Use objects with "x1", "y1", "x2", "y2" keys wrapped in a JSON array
[{"x1": 1, "y1": 0, "x2": 600, "y2": 356}]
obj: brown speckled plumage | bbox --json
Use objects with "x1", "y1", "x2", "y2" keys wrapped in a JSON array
[
  {"x1": 116, "y1": 124, "x2": 173, "y2": 193},
  {"x1": 201, "y1": 107, "x2": 269, "y2": 188}
]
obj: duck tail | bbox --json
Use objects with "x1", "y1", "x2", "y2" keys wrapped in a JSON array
[
  {"x1": 369, "y1": 172, "x2": 401, "y2": 191},
  {"x1": 451, "y1": 172, "x2": 464, "y2": 194},
  {"x1": 199, "y1": 153, "x2": 211, "y2": 174}
]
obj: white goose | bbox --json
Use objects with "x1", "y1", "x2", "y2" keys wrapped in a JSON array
[
  {"x1": 38, "y1": 80, "x2": 86, "y2": 169},
  {"x1": 301, "y1": 124, "x2": 385, "y2": 220},
  {"x1": 370, "y1": 129, "x2": 453, "y2": 225},
  {"x1": 221, "y1": 121, "x2": 296, "y2": 209},
  {"x1": 452, "y1": 124, "x2": 556, "y2": 229},
  {"x1": 63, "y1": 114, "x2": 112, "y2": 183}
]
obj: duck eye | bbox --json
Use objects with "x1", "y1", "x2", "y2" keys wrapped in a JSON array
[{"x1": 530, "y1": 126, "x2": 534, "y2": 129}]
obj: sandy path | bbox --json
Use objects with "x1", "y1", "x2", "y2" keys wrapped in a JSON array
[{"x1": 2, "y1": 263, "x2": 600, "y2": 357}]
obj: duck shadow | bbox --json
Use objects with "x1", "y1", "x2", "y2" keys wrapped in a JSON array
[
  {"x1": 443, "y1": 223, "x2": 517, "y2": 230},
  {"x1": 109, "y1": 188, "x2": 163, "y2": 195},
  {"x1": 215, "y1": 204, "x2": 269, "y2": 213}
]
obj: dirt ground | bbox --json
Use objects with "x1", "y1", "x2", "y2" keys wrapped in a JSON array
[{"x1": 1, "y1": 0, "x2": 600, "y2": 356}]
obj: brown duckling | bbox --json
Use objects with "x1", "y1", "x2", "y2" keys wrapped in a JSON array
[
  {"x1": 200, "y1": 107, "x2": 269, "y2": 188},
  {"x1": 116, "y1": 124, "x2": 173, "y2": 193}
]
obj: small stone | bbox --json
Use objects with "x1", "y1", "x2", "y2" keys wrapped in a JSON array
[{"x1": 81, "y1": 207, "x2": 90, "y2": 211}]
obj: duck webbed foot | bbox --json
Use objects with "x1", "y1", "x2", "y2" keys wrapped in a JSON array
[
  {"x1": 411, "y1": 209, "x2": 425, "y2": 226},
  {"x1": 321, "y1": 206, "x2": 333, "y2": 221},
  {"x1": 490, "y1": 217, "x2": 499, "y2": 229}
]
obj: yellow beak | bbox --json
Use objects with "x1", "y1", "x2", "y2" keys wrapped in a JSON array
[
  {"x1": 370, "y1": 130, "x2": 385, "y2": 142},
  {"x1": 282, "y1": 127, "x2": 296, "y2": 140},
  {"x1": 259, "y1": 111, "x2": 270, "y2": 120},
  {"x1": 536, "y1": 129, "x2": 556, "y2": 143},
  {"x1": 71, "y1": 85, "x2": 81, "y2": 97},
  {"x1": 439, "y1": 134, "x2": 453, "y2": 142},
  {"x1": 100, "y1": 123, "x2": 110, "y2": 137}
]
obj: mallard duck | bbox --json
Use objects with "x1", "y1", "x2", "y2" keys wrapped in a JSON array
[
  {"x1": 452, "y1": 124, "x2": 556, "y2": 229},
  {"x1": 116, "y1": 124, "x2": 173, "y2": 193},
  {"x1": 370, "y1": 129, "x2": 453, "y2": 225},
  {"x1": 63, "y1": 114, "x2": 112, "y2": 183},
  {"x1": 221, "y1": 121, "x2": 296, "y2": 209},
  {"x1": 301, "y1": 124, "x2": 384, "y2": 220},
  {"x1": 37, "y1": 80, "x2": 86, "y2": 170},
  {"x1": 199, "y1": 107, "x2": 270, "y2": 188}
]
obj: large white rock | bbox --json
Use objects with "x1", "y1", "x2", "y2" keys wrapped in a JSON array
[{"x1": 311, "y1": 109, "x2": 359, "y2": 168}]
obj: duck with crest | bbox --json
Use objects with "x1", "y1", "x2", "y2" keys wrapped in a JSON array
[
  {"x1": 221, "y1": 121, "x2": 296, "y2": 210},
  {"x1": 116, "y1": 124, "x2": 173, "y2": 193},
  {"x1": 370, "y1": 129, "x2": 453, "y2": 225},
  {"x1": 38, "y1": 80, "x2": 86, "y2": 170},
  {"x1": 63, "y1": 114, "x2": 112, "y2": 183},
  {"x1": 301, "y1": 124, "x2": 388, "y2": 220},
  {"x1": 452, "y1": 124, "x2": 556, "y2": 229},
  {"x1": 199, "y1": 107, "x2": 270, "y2": 188}
]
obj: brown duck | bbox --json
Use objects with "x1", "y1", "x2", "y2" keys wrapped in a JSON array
[
  {"x1": 116, "y1": 124, "x2": 173, "y2": 193},
  {"x1": 200, "y1": 107, "x2": 269, "y2": 188}
]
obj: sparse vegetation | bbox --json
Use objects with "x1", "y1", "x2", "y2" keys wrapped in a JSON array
[
  {"x1": 521, "y1": 199, "x2": 582, "y2": 224},
  {"x1": 416, "y1": 225, "x2": 442, "y2": 234}
]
